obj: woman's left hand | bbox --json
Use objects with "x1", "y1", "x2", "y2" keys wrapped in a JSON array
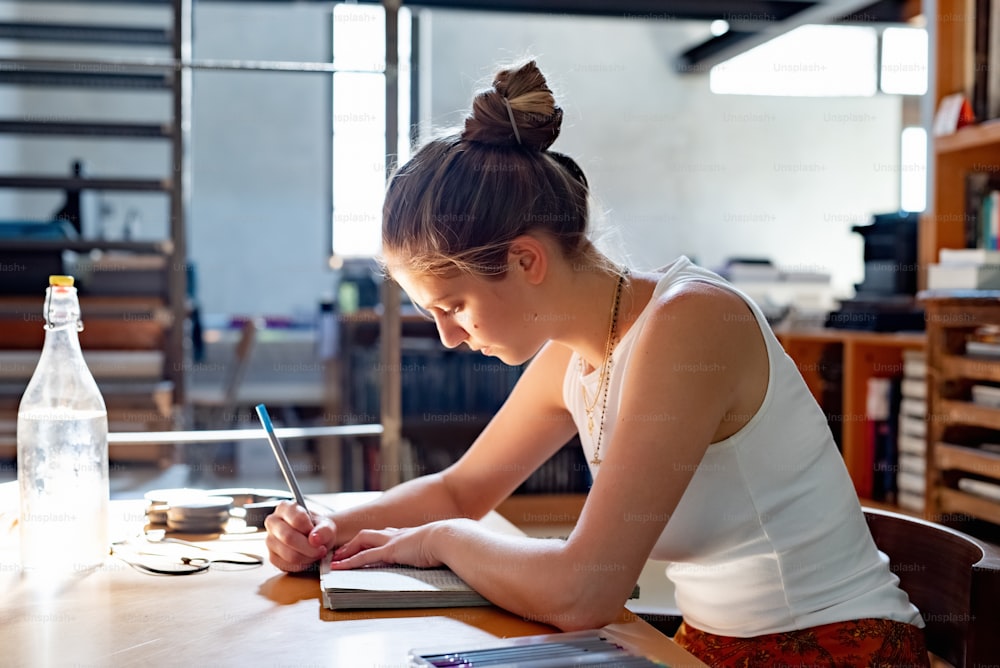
[{"x1": 326, "y1": 521, "x2": 450, "y2": 570}]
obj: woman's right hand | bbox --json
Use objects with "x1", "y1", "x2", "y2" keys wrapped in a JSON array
[{"x1": 263, "y1": 500, "x2": 337, "y2": 573}]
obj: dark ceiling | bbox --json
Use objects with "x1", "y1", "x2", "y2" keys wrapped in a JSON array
[{"x1": 352, "y1": 0, "x2": 920, "y2": 72}]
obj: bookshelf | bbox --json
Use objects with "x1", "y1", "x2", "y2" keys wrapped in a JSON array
[
  {"x1": 922, "y1": 294, "x2": 1000, "y2": 537},
  {"x1": 916, "y1": 0, "x2": 1000, "y2": 540},
  {"x1": 777, "y1": 329, "x2": 926, "y2": 505},
  {"x1": 922, "y1": 0, "x2": 1000, "y2": 275},
  {"x1": 0, "y1": 294, "x2": 176, "y2": 464},
  {"x1": 0, "y1": 1, "x2": 191, "y2": 409},
  {"x1": 335, "y1": 309, "x2": 591, "y2": 499}
]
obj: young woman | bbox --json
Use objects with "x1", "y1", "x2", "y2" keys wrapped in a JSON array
[{"x1": 265, "y1": 60, "x2": 929, "y2": 666}]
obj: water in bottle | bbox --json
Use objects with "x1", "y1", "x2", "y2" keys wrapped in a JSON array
[{"x1": 17, "y1": 275, "x2": 109, "y2": 573}]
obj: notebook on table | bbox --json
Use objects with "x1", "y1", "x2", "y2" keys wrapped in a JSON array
[{"x1": 319, "y1": 552, "x2": 490, "y2": 610}]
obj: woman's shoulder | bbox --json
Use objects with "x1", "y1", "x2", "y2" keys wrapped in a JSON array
[
  {"x1": 627, "y1": 271, "x2": 766, "y2": 374},
  {"x1": 642, "y1": 270, "x2": 754, "y2": 329}
]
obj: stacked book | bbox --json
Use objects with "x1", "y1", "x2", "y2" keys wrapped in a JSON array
[
  {"x1": 864, "y1": 376, "x2": 899, "y2": 503},
  {"x1": 896, "y1": 349, "x2": 927, "y2": 513},
  {"x1": 962, "y1": 171, "x2": 1000, "y2": 250},
  {"x1": 927, "y1": 248, "x2": 1000, "y2": 291}
]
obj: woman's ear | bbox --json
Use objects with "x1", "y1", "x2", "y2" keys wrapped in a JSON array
[{"x1": 507, "y1": 235, "x2": 547, "y2": 285}]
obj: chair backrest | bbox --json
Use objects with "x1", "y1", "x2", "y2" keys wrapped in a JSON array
[
  {"x1": 863, "y1": 506, "x2": 1000, "y2": 667},
  {"x1": 221, "y1": 318, "x2": 258, "y2": 409}
]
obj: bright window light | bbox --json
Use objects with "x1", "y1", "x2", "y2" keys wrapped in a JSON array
[
  {"x1": 900, "y1": 126, "x2": 927, "y2": 212},
  {"x1": 880, "y1": 27, "x2": 928, "y2": 95},
  {"x1": 710, "y1": 25, "x2": 878, "y2": 97},
  {"x1": 331, "y1": 4, "x2": 412, "y2": 258}
]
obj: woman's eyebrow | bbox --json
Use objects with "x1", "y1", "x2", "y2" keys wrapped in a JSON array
[{"x1": 424, "y1": 292, "x2": 455, "y2": 308}]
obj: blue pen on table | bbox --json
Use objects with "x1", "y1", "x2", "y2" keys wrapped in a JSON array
[{"x1": 255, "y1": 403, "x2": 313, "y2": 527}]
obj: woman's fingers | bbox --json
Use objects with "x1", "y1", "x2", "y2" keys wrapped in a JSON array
[
  {"x1": 264, "y1": 501, "x2": 334, "y2": 572},
  {"x1": 328, "y1": 528, "x2": 396, "y2": 568}
]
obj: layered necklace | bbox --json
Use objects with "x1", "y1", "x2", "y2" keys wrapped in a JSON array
[{"x1": 579, "y1": 268, "x2": 628, "y2": 466}]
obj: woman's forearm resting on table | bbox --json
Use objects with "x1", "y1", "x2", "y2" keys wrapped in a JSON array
[{"x1": 429, "y1": 518, "x2": 631, "y2": 631}]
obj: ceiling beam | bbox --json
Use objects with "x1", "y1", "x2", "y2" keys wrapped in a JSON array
[
  {"x1": 674, "y1": 0, "x2": 911, "y2": 73},
  {"x1": 385, "y1": 0, "x2": 812, "y2": 22}
]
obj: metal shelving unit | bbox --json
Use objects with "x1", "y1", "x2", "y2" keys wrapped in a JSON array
[
  {"x1": 0, "y1": 0, "x2": 409, "y2": 481},
  {"x1": 0, "y1": 0, "x2": 191, "y2": 408}
]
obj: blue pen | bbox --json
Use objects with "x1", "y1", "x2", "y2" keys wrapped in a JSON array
[{"x1": 255, "y1": 403, "x2": 313, "y2": 526}]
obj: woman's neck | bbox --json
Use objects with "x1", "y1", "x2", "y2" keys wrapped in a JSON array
[{"x1": 546, "y1": 260, "x2": 655, "y2": 370}]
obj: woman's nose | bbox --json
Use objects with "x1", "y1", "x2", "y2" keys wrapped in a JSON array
[{"x1": 435, "y1": 315, "x2": 468, "y2": 349}]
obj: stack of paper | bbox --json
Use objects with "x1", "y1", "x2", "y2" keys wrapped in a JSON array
[{"x1": 896, "y1": 349, "x2": 927, "y2": 513}]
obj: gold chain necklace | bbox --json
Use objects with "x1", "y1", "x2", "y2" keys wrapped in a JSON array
[{"x1": 579, "y1": 268, "x2": 628, "y2": 466}]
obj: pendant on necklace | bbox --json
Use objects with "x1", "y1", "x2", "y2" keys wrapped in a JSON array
[
  {"x1": 590, "y1": 453, "x2": 602, "y2": 466},
  {"x1": 586, "y1": 414, "x2": 594, "y2": 435}
]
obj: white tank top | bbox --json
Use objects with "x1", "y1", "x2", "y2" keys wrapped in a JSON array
[{"x1": 563, "y1": 256, "x2": 923, "y2": 637}]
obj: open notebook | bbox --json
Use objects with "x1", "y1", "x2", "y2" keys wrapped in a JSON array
[
  {"x1": 320, "y1": 553, "x2": 642, "y2": 611},
  {"x1": 319, "y1": 553, "x2": 491, "y2": 610}
]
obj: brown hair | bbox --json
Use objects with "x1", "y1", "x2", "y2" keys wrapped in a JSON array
[{"x1": 382, "y1": 60, "x2": 603, "y2": 278}]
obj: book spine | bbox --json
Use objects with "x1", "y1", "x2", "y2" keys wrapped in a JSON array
[
  {"x1": 991, "y1": 191, "x2": 1000, "y2": 251},
  {"x1": 973, "y1": 0, "x2": 993, "y2": 122},
  {"x1": 991, "y1": 0, "x2": 1000, "y2": 119}
]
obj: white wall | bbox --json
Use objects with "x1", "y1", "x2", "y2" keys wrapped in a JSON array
[
  {"x1": 425, "y1": 10, "x2": 904, "y2": 296},
  {"x1": 189, "y1": 4, "x2": 331, "y2": 323}
]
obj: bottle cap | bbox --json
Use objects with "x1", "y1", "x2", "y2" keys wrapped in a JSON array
[{"x1": 49, "y1": 275, "x2": 74, "y2": 287}]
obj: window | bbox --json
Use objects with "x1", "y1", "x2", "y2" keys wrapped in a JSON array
[
  {"x1": 709, "y1": 25, "x2": 879, "y2": 97},
  {"x1": 880, "y1": 27, "x2": 928, "y2": 96},
  {"x1": 330, "y1": 4, "x2": 412, "y2": 260},
  {"x1": 710, "y1": 23, "x2": 927, "y2": 212},
  {"x1": 900, "y1": 126, "x2": 927, "y2": 213}
]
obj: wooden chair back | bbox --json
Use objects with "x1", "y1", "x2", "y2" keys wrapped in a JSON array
[
  {"x1": 863, "y1": 506, "x2": 1000, "y2": 667},
  {"x1": 221, "y1": 317, "x2": 258, "y2": 411}
]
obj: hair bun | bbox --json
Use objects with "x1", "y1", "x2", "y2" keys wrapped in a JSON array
[{"x1": 462, "y1": 60, "x2": 563, "y2": 151}]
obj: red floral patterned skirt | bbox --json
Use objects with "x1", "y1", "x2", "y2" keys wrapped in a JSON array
[{"x1": 673, "y1": 617, "x2": 930, "y2": 668}]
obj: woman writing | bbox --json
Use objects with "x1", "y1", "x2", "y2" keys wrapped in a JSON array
[{"x1": 266, "y1": 60, "x2": 928, "y2": 666}]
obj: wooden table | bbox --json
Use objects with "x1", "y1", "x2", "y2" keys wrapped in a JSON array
[{"x1": 0, "y1": 491, "x2": 705, "y2": 667}]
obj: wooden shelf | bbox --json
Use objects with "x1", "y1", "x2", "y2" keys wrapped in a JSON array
[
  {"x1": 496, "y1": 493, "x2": 586, "y2": 528},
  {"x1": 924, "y1": 296, "x2": 1000, "y2": 532},
  {"x1": 937, "y1": 487, "x2": 1000, "y2": 526},
  {"x1": 935, "y1": 442, "x2": 1000, "y2": 476},
  {"x1": 939, "y1": 400, "x2": 1000, "y2": 431},
  {"x1": 934, "y1": 119, "x2": 1000, "y2": 155},
  {"x1": 922, "y1": 0, "x2": 1000, "y2": 534},
  {"x1": 777, "y1": 329, "x2": 924, "y2": 347},
  {"x1": 778, "y1": 328, "x2": 925, "y2": 503},
  {"x1": 922, "y1": 0, "x2": 1000, "y2": 277},
  {"x1": 941, "y1": 354, "x2": 1000, "y2": 382}
]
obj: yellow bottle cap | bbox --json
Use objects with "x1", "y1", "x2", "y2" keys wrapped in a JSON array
[{"x1": 49, "y1": 275, "x2": 75, "y2": 287}]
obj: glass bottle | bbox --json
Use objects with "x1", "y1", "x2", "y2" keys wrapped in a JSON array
[{"x1": 17, "y1": 275, "x2": 109, "y2": 573}]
